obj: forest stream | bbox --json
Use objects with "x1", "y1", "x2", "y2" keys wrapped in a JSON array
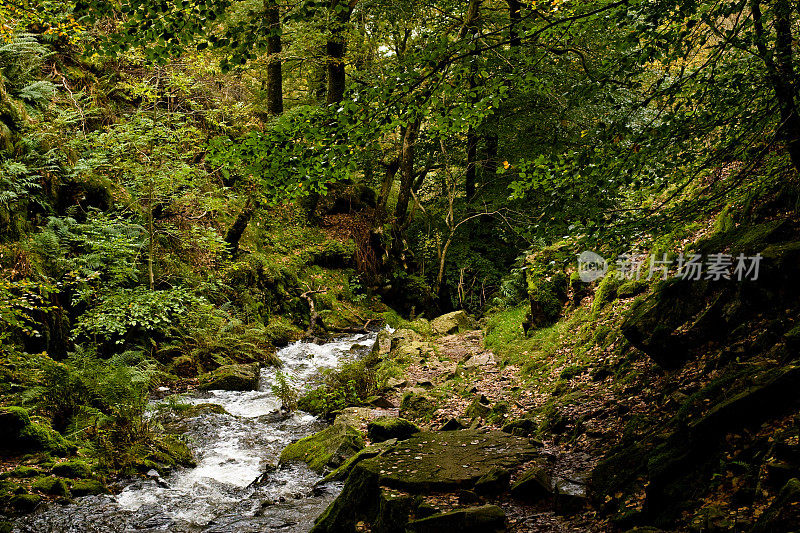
[{"x1": 11, "y1": 331, "x2": 380, "y2": 533}]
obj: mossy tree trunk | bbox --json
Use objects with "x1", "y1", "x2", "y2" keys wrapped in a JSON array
[{"x1": 265, "y1": 0, "x2": 283, "y2": 115}]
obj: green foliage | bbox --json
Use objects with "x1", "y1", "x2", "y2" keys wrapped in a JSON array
[
  {"x1": 159, "y1": 308, "x2": 281, "y2": 369},
  {"x1": 72, "y1": 287, "x2": 204, "y2": 345},
  {"x1": 18, "y1": 346, "x2": 159, "y2": 465},
  {"x1": 206, "y1": 105, "x2": 360, "y2": 202},
  {"x1": 31, "y1": 212, "x2": 146, "y2": 300},
  {"x1": 0, "y1": 277, "x2": 56, "y2": 343},
  {"x1": 272, "y1": 371, "x2": 298, "y2": 411},
  {"x1": 298, "y1": 359, "x2": 377, "y2": 418}
]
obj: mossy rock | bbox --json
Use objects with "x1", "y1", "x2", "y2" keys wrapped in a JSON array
[
  {"x1": 406, "y1": 504, "x2": 506, "y2": 533},
  {"x1": 553, "y1": 478, "x2": 588, "y2": 515},
  {"x1": 589, "y1": 442, "x2": 649, "y2": 506},
  {"x1": 198, "y1": 363, "x2": 260, "y2": 391},
  {"x1": 70, "y1": 479, "x2": 109, "y2": 497},
  {"x1": 280, "y1": 423, "x2": 364, "y2": 472},
  {"x1": 264, "y1": 319, "x2": 301, "y2": 347},
  {"x1": 147, "y1": 435, "x2": 196, "y2": 469},
  {"x1": 356, "y1": 429, "x2": 538, "y2": 492},
  {"x1": 31, "y1": 476, "x2": 70, "y2": 497},
  {"x1": 0, "y1": 407, "x2": 75, "y2": 456},
  {"x1": 171, "y1": 355, "x2": 200, "y2": 377},
  {"x1": 526, "y1": 278, "x2": 565, "y2": 329},
  {"x1": 373, "y1": 489, "x2": 420, "y2": 533},
  {"x1": 0, "y1": 480, "x2": 22, "y2": 499},
  {"x1": 591, "y1": 274, "x2": 622, "y2": 317},
  {"x1": 390, "y1": 329, "x2": 423, "y2": 351},
  {"x1": 8, "y1": 466, "x2": 40, "y2": 479},
  {"x1": 8, "y1": 493, "x2": 42, "y2": 512},
  {"x1": 408, "y1": 318, "x2": 433, "y2": 336},
  {"x1": 487, "y1": 401, "x2": 510, "y2": 425},
  {"x1": 617, "y1": 279, "x2": 649, "y2": 298},
  {"x1": 320, "y1": 439, "x2": 397, "y2": 483},
  {"x1": 371, "y1": 328, "x2": 393, "y2": 357},
  {"x1": 399, "y1": 392, "x2": 437, "y2": 420},
  {"x1": 312, "y1": 430, "x2": 536, "y2": 532},
  {"x1": 307, "y1": 239, "x2": 355, "y2": 267},
  {"x1": 620, "y1": 279, "x2": 716, "y2": 368},
  {"x1": 501, "y1": 417, "x2": 537, "y2": 437},
  {"x1": 51, "y1": 459, "x2": 92, "y2": 479},
  {"x1": 510, "y1": 465, "x2": 553, "y2": 501},
  {"x1": 474, "y1": 466, "x2": 511, "y2": 495},
  {"x1": 559, "y1": 364, "x2": 587, "y2": 380},
  {"x1": 431, "y1": 311, "x2": 475, "y2": 336},
  {"x1": 367, "y1": 417, "x2": 419, "y2": 443},
  {"x1": 394, "y1": 340, "x2": 436, "y2": 363},
  {"x1": 464, "y1": 395, "x2": 491, "y2": 420}
]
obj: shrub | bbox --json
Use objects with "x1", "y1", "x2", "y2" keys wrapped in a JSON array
[
  {"x1": 298, "y1": 359, "x2": 377, "y2": 418},
  {"x1": 272, "y1": 371, "x2": 298, "y2": 411},
  {"x1": 158, "y1": 309, "x2": 281, "y2": 370},
  {"x1": 72, "y1": 287, "x2": 204, "y2": 346}
]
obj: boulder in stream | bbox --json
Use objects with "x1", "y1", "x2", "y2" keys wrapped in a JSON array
[
  {"x1": 279, "y1": 423, "x2": 365, "y2": 472},
  {"x1": 197, "y1": 363, "x2": 260, "y2": 391}
]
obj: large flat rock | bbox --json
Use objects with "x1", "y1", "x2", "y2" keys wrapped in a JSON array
[
  {"x1": 361, "y1": 429, "x2": 537, "y2": 492},
  {"x1": 311, "y1": 429, "x2": 537, "y2": 532}
]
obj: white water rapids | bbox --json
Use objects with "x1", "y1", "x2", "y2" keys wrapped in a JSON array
[{"x1": 13, "y1": 331, "x2": 380, "y2": 533}]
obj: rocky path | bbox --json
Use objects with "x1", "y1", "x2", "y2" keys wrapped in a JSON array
[{"x1": 306, "y1": 324, "x2": 606, "y2": 532}]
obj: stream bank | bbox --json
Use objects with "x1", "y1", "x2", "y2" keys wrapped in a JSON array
[{"x1": 10, "y1": 332, "x2": 379, "y2": 533}]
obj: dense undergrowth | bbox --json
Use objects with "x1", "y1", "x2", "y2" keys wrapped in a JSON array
[{"x1": 0, "y1": 38, "x2": 384, "y2": 519}]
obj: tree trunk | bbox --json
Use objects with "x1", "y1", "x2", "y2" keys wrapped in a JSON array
[
  {"x1": 506, "y1": 0, "x2": 522, "y2": 48},
  {"x1": 310, "y1": 50, "x2": 327, "y2": 102},
  {"x1": 326, "y1": 39, "x2": 346, "y2": 104},
  {"x1": 483, "y1": 114, "x2": 498, "y2": 186},
  {"x1": 326, "y1": 0, "x2": 356, "y2": 105},
  {"x1": 376, "y1": 158, "x2": 399, "y2": 218},
  {"x1": 265, "y1": 0, "x2": 283, "y2": 115},
  {"x1": 751, "y1": 0, "x2": 800, "y2": 172},
  {"x1": 394, "y1": 120, "x2": 421, "y2": 227},
  {"x1": 225, "y1": 200, "x2": 258, "y2": 257},
  {"x1": 147, "y1": 180, "x2": 155, "y2": 290},
  {"x1": 461, "y1": 0, "x2": 481, "y2": 201},
  {"x1": 465, "y1": 126, "x2": 477, "y2": 200}
]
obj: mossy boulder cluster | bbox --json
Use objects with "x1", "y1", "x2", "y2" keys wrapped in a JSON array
[
  {"x1": 589, "y1": 226, "x2": 800, "y2": 530},
  {"x1": 0, "y1": 407, "x2": 74, "y2": 456}
]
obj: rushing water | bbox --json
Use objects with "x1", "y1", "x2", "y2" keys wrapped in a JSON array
[{"x1": 13, "y1": 331, "x2": 379, "y2": 533}]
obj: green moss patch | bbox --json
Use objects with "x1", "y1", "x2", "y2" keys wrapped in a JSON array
[{"x1": 279, "y1": 423, "x2": 365, "y2": 472}]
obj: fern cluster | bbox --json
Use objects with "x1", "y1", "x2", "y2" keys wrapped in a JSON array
[{"x1": 159, "y1": 309, "x2": 281, "y2": 370}]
